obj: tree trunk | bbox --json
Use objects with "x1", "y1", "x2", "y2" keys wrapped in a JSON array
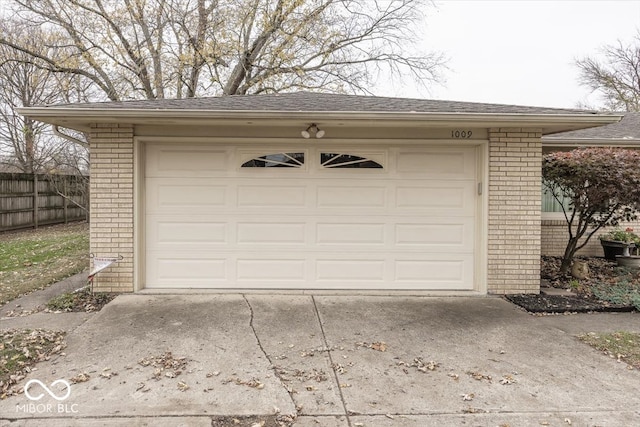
[{"x1": 560, "y1": 237, "x2": 580, "y2": 273}]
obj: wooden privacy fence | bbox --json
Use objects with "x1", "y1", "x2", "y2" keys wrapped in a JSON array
[{"x1": 0, "y1": 172, "x2": 88, "y2": 232}]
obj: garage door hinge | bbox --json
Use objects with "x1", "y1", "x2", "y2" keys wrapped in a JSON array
[{"x1": 477, "y1": 182, "x2": 482, "y2": 195}]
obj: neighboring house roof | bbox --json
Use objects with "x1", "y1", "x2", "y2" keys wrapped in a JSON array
[
  {"x1": 17, "y1": 92, "x2": 622, "y2": 135},
  {"x1": 543, "y1": 111, "x2": 640, "y2": 147}
]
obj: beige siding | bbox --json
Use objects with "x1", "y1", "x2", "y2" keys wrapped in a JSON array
[
  {"x1": 487, "y1": 128, "x2": 542, "y2": 294},
  {"x1": 89, "y1": 124, "x2": 135, "y2": 292}
]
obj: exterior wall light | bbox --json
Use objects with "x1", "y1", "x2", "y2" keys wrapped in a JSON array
[{"x1": 301, "y1": 123, "x2": 325, "y2": 139}]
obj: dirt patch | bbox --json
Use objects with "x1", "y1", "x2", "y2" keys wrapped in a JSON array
[{"x1": 45, "y1": 288, "x2": 116, "y2": 313}]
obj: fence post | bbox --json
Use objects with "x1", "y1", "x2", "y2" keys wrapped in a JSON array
[
  {"x1": 63, "y1": 177, "x2": 68, "y2": 224},
  {"x1": 33, "y1": 173, "x2": 39, "y2": 229}
]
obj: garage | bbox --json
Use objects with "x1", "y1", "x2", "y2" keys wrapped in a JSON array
[
  {"x1": 18, "y1": 92, "x2": 623, "y2": 294},
  {"x1": 144, "y1": 142, "x2": 479, "y2": 290}
]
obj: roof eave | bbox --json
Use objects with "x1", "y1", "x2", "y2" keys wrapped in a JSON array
[
  {"x1": 542, "y1": 137, "x2": 640, "y2": 148},
  {"x1": 15, "y1": 107, "x2": 623, "y2": 135}
]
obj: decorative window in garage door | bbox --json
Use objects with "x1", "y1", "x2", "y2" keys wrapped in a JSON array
[
  {"x1": 241, "y1": 152, "x2": 305, "y2": 168},
  {"x1": 321, "y1": 153, "x2": 383, "y2": 169}
]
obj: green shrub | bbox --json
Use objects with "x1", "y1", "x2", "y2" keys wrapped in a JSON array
[{"x1": 592, "y1": 279, "x2": 640, "y2": 310}]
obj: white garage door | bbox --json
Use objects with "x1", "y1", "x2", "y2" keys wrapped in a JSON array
[{"x1": 144, "y1": 143, "x2": 478, "y2": 290}]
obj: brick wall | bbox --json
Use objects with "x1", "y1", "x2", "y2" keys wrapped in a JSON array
[
  {"x1": 89, "y1": 124, "x2": 135, "y2": 292},
  {"x1": 487, "y1": 128, "x2": 542, "y2": 294},
  {"x1": 542, "y1": 220, "x2": 640, "y2": 257}
]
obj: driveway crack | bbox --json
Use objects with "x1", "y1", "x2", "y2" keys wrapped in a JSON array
[
  {"x1": 242, "y1": 295, "x2": 297, "y2": 413},
  {"x1": 311, "y1": 296, "x2": 352, "y2": 427}
]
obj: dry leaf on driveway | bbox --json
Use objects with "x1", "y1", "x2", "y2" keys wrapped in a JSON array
[
  {"x1": 223, "y1": 376, "x2": 264, "y2": 389},
  {"x1": 467, "y1": 371, "x2": 492, "y2": 382},
  {"x1": 499, "y1": 375, "x2": 516, "y2": 385},
  {"x1": 138, "y1": 352, "x2": 189, "y2": 382},
  {"x1": 70, "y1": 372, "x2": 90, "y2": 383},
  {"x1": 99, "y1": 369, "x2": 117, "y2": 379},
  {"x1": 356, "y1": 341, "x2": 387, "y2": 352}
]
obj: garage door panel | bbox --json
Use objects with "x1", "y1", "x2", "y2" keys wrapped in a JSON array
[
  {"x1": 316, "y1": 223, "x2": 385, "y2": 245},
  {"x1": 395, "y1": 221, "x2": 473, "y2": 249},
  {"x1": 237, "y1": 222, "x2": 306, "y2": 244},
  {"x1": 396, "y1": 183, "x2": 475, "y2": 213},
  {"x1": 317, "y1": 186, "x2": 387, "y2": 208},
  {"x1": 316, "y1": 259, "x2": 386, "y2": 281},
  {"x1": 396, "y1": 149, "x2": 476, "y2": 179},
  {"x1": 149, "y1": 220, "x2": 228, "y2": 247},
  {"x1": 394, "y1": 255, "x2": 474, "y2": 290},
  {"x1": 237, "y1": 259, "x2": 305, "y2": 281},
  {"x1": 146, "y1": 145, "x2": 229, "y2": 177},
  {"x1": 148, "y1": 256, "x2": 228, "y2": 286},
  {"x1": 238, "y1": 185, "x2": 307, "y2": 207},
  {"x1": 147, "y1": 180, "x2": 227, "y2": 213}
]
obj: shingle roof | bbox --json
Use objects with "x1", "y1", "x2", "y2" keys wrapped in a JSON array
[
  {"x1": 48, "y1": 91, "x2": 594, "y2": 115},
  {"x1": 545, "y1": 111, "x2": 640, "y2": 140}
]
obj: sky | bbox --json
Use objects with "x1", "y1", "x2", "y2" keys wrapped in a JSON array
[{"x1": 376, "y1": 0, "x2": 640, "y2": 109}]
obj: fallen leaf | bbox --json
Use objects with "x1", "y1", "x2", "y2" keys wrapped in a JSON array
[
  {"x1": 412, "y1": 357, "x2": 440, "y2": 372},
  {"x1": 500, "y1": 375, "x2": 516, "y2": 385},
  {"x1": 100, "y1": 371, "x2": 117, "y2": 379},
  {"x1": 467, "y1": 371, "x2": 492, "y2": 382},
  {"x1": 70, "y1": 372, "x2": 90, "y2": 383},
  {"x1": 371, "y1": 342, "x2": 387, "y2": 352}
]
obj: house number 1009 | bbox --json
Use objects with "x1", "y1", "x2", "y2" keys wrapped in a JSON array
[{"x1": 451, "y1": 130, "x2": 472, "y2": 138}]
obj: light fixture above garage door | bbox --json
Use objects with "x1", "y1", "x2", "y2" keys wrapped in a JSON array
[{"x1": 301, "y1": 123, "x2": 325, "y2": 139}]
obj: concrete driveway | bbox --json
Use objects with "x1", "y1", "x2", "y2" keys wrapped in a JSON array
[{"x1": 1, "y1": 293, "x2": 639, "y2": 426}]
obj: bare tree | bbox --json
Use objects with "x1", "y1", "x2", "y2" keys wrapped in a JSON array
[
  {"x1": 0, "y1": 20, "x2": 90, "y2": 220},
  {"x1": 46, "y1": 141, "x2": 90, "y2": 216},
  {"x1": 576, "y1": 31, "x2": 640, "y2": 112},
  {"x1": 1, "y1": 0, "x2": 445, "y2": 101},
  {"x1": 0, "y1": 23, "x2": 67, "y2": 172}
]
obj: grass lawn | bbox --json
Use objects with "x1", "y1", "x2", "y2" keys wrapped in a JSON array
[
  {"x1": 0, "y1": 222, "x2": 89, "y2": 305},
  {"x1": 580, "y1": 331, "x2": 640, "y2": 370}
]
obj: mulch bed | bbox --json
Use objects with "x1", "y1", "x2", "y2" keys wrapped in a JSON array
[
  {"x1": 505, "y1": 256, "x2": 639, "y2": 314},
  {"x1": 505, "y1": 294, "x2": 635, "y2": 314}
]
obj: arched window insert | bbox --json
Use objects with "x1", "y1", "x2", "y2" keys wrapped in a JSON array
[
  {"x1": 242, "y1": 153, "x2": 304, "y2": 168},
  {"x1": 321, "y1": 153, "x2": 383, "y2": 169}
]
